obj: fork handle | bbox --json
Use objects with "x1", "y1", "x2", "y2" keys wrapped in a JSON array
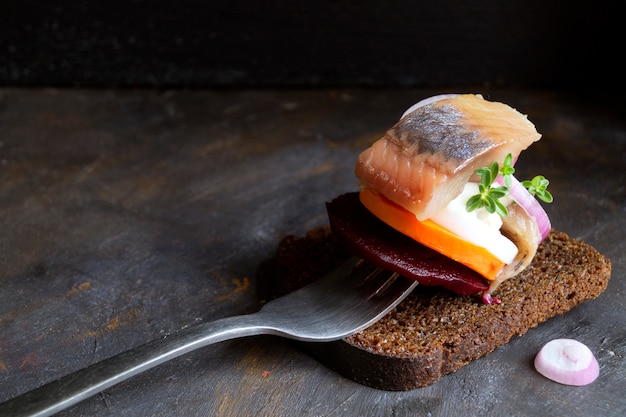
[{"x1": 0, "y1": 313, "x2": 269, "y2": 417}]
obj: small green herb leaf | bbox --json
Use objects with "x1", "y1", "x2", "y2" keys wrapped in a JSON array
[
  {"x1": 466, "y1": 194, "x2": 484, "y2": 212},
  {"x1": 488, "y1": 186, "x2": 510, "y2": 200},
  {"x1": 500, "y1": 153, "x2": 515, "y2": 188},
  {"x1": 494, "y1": 200, "x2": 509, "y2": 218}
]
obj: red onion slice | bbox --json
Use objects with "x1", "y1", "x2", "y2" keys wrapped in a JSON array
[
  {"x1": 534, "y1": 339, "x2": 600, "y2": 386},
  {"x1": 496, "y1": 174, "x2": 551, "y2": 242},
  {"x1": 401, "y1": 94, "x2": 460, "y2": 119}
]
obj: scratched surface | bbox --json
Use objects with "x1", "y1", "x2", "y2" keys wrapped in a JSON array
[{"x1": 0, "y1": 88, "x2": 624, "y2": 416}]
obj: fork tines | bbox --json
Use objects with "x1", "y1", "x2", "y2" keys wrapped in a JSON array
[{"x1": 352, "y1": 259, "x2": 403, "y2": 297}]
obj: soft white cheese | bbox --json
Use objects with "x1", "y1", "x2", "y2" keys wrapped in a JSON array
[{"x1": 430, "y1": 182, "x2": 518, "y2": 264}]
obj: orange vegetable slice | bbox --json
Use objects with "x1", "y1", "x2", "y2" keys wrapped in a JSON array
[{"x1": 359, "y1": 188, "x2": 505, "y2": 280}]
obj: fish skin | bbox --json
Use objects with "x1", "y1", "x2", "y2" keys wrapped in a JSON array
[{"x1": 391, "y1": 104, "x2": 489, "y2": 167}]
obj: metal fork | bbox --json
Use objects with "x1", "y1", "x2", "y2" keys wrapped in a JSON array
[{"x1": 0, "y1": 257, "x2": 418, "y2": 417}]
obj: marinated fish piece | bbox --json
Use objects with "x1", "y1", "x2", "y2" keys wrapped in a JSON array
[
  {"x1": 492, "y1": 203, "x2": 542, "y2": 292},
  {"x1": 356, "y1": 94, "x2": 541, "y2": 221}
]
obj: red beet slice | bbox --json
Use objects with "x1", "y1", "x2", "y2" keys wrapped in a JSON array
[{"x1": 326, "y1": 192, "x2": 489, "y2": 294}]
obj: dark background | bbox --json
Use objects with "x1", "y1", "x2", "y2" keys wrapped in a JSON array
[{"x1": 0, "y1": 0, "x2": 620, "y2": 89}]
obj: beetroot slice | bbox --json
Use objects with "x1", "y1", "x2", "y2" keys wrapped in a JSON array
[{"x1": 325, "y1": 192, "x2": 489, "y2": 294}]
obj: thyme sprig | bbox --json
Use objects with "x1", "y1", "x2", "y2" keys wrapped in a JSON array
[
  {"x1": 466, "y1": 160, "x2": 511, "y2": 217},
  {"x1": 466, "y1": 153, "x2": 552, "y2": 217},
  {"x1": 522, "y1": 175, "x2": 553, "y2": 203}
]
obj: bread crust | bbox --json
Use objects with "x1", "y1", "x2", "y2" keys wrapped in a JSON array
[{"x1": 258, "y1": 226, "x2": 611, "y2": 390}]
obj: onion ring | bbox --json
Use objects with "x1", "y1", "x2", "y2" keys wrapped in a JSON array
[
  {"x1": 534, "y1": 339, "x2": 599, "y2": 386},
  {"x1": 496, "y1": 174, "x2": 551, "y2": 242},
  {"x1": 401, "y1": 94, "x2": 460, "y2": 119}
]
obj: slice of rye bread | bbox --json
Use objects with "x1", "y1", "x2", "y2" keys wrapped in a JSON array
[{"x1": 256, "y1": 226, "x2": 611, "y2": 391}]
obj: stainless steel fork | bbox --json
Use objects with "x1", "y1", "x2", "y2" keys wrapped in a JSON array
[{"x1": 0, "y1": 257, "x2": 418, "y2": 417}]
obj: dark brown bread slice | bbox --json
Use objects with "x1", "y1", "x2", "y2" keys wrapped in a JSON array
[{"x1": 257, "y1": 226, "x2": 611, "y2": 391}]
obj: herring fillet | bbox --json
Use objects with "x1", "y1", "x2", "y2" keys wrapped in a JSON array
[{"x1": 355, "y1": 94, "x2": 541, "y2": 221}]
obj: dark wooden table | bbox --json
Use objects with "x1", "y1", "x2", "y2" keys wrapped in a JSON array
[{"x1": 0, "y1": 88, "x2": 624, "y2": 416}]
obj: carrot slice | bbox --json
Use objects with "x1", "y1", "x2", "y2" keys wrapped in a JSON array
[{"x1": 359, "y1": 188, "x2": 504, "y2": 280}]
